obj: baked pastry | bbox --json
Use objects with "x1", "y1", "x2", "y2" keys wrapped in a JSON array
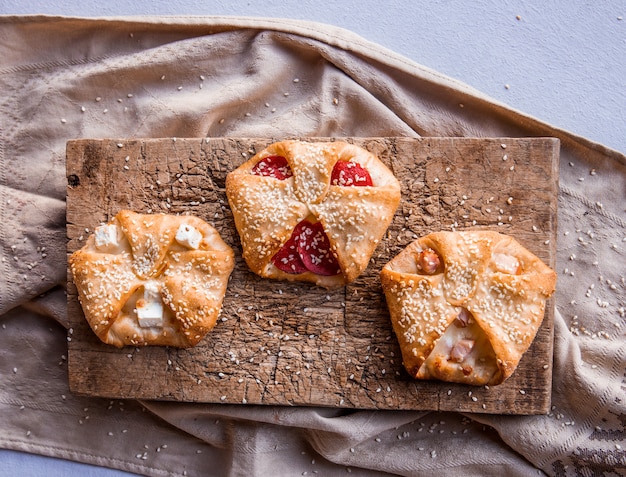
[
  {"x1": 70, "y1": 210, "x2": 234, "y2": 348},
  {"x1": 381, "y1": 230, "x2": 556, "y2": 385},
  {"x1": 225, "y1": 140, "x2": 401, "y2": 288}
]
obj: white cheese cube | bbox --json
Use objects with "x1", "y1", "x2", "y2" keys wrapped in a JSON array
[
  {"x1": 136, "y1": 281, "x2": 164, "y2": 328},
  {"x1": 493, "y1": 253, "x2": 520, "y2": 275},
  {"x1": 175, "y1": 223, "x2": 202, "y2": 249},
  {"x1": 94, "y1": 224, "x2": 120, "y2": 251}
]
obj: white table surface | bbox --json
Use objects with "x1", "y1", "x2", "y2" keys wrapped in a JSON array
[{"x1": 0, "y1": 1, "x2": 624, "y2": 475}]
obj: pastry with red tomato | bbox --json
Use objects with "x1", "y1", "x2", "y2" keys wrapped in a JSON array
[
  {"x1": 226, "y1": 140, "x2": 401, "y2": 288},
  {"x1": 381, "y1": 230, "x2": 556, "y2": 385}
]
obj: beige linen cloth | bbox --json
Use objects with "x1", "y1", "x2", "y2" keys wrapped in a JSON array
[{"x1": 1, "y1": 15, "x2": 624, "y2": 477}]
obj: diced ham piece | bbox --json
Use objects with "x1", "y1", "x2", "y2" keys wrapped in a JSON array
[
  {"x1": 449, "y1": 339, "x2": 475, "y2": 363},
  {"x1": 272, "y1": 220, "x2": 341, "y2": 276},
  {"x1": 252, "y1": 155, "x2": 293, "y2": 180},
  {"x1": 416, "y1": 248, "x2": 441, "y2": 274},
  {"x1": 331, "y1": 160, "x2": 373, "y2": 187},
  {"x1": 454, "y1": 308, "x2": 471, "y2": 328}
]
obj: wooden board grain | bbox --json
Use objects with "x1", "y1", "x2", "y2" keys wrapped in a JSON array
[{"x1": 66, "y1": 137, "x2": 559, "y2": 414}]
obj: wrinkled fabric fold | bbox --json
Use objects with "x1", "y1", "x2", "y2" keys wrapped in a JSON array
[{"x1": 1, "y1": 14, "x2": 624, "y2": 477}]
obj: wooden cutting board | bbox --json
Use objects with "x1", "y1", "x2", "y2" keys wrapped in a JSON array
[{"x1": 66, "y1": 137, "x2": 559, "y2": 414}]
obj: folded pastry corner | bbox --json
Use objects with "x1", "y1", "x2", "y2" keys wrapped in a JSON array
[
  {"x1": 69, "y1": 210, "x2": 234, "y2": 348},
  {"x1": 381, "y1": 230, "x2": 556, "y2": 386},
  {"x1": 226, "y1": 140, "x2": 401, "y2": 288}
]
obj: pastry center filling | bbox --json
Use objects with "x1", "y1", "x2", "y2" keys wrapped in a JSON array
[
  {"x1": 492, "y1": 252, "x2": 521, "y2": 274},
  {"x1": 414, "y1": 248, "x2": 443, "y2": 275},
  {"x1": 94, "y1": 223, "x2": 125, "y2": 253},
  {"x1": 135, "y1": 280, "x2": 165, "y2": 328},
  {"x1": 331, "y1": 160, "x2": 373, "y2": 187},
  {"x1": 271, "y1": 220, "x2": 341, "y2": 276},
  {"x1": 422, "y1": 308, "x2": 498, "y2": 384},
  {"x1": 119, "y1": 281, "x2": 173, "y2": 330},
  {"x1": 252, "y1": 155, "x2": 293, "y2": 180},
  {"x1": 175, "y1": 223, "x2": 202, "y2": 249}
]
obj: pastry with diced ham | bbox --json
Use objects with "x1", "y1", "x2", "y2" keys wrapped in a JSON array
[
  {"x1": 69, "y1": 210, "x2": 234, "y2": 348},
  {"x1": 381, "y1": 230, "x2": 556, "y2": 385},
  {"x1": 226, "y1": 140, "x2": 401, "y2": 288}
]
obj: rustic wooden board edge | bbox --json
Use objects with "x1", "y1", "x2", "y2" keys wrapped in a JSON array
[{"x1": 66, "y1": 136, "x2": 559, "y2": 415}]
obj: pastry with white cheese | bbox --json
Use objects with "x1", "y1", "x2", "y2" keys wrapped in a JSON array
[
  {"x1": 381, "y1": 230, "x2": 556, "y2": 385},
  {"x1": 69, "y1": 210, "x2": 234, "y2": 348},
  {"x1": 225, "y1": 140, "x2": 401, "y2": 288}
]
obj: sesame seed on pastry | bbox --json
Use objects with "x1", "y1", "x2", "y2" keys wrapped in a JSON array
[
  {"x1": 381, "y1": 230, "x2": 556, "y2": 386},
  {"x1": 225, "y1": 140, "x2": 401, "y2": 288},
  {"x1": 69, "y1": 210, "x2": 234, "y2": 348}
]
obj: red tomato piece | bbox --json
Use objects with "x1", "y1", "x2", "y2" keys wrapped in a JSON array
[
  {"x1": 297, "y1": 221, "x2": 341, "y2": 276},
  {"x1": 330, "y1": 160, "x2": 373, "y2": 187},
  {"x1": 252, "y1": 155, "x2": 293, "y2": 180},
  {"x1": 271, "y1": 222, "x2": 308, "y2": 274},
  {"x1": 271, "y1": 221, "x2": 341, "y2": 276}
]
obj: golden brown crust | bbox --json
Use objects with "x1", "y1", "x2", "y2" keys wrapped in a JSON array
[
  {"x1": 381, "y1": 230, "x2": 556, "y2": 385},
  {"x1": 225, "y1": 140, "x2": 401, "y2": 288},
  {"x1": 69, "y1": 210, "x2": 234, "y2": 348}
]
